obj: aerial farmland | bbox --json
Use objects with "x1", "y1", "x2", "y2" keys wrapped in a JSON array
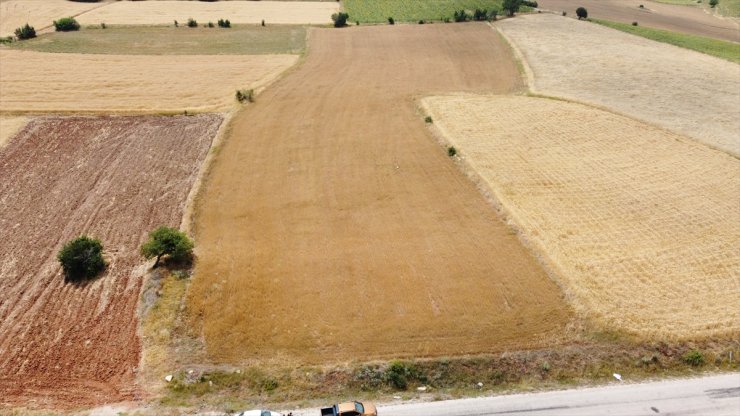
[{"x1": 0, "y1": 0, "x2": 737, "y2": 414}]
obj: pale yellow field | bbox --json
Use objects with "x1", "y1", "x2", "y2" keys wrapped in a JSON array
[
  {"x1": 0, "y1": 50, "x2": 298, "y2": 113},
  {"x1": 498, "y1": 14, "x2": 740, "y2": 157},
  {"x1": 0, "y1": 0, "x2": 103, "y2": 37},
  {"x1": 0, "y1": 116, "x2": 27, "y2": 147},
  {"x1": 422, "y1": 95, "x2": 740, "y2": 339},
  {"x1": 76, "y1": 1, "x2": 338, "y2": 26}
]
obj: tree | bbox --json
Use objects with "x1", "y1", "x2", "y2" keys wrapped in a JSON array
[
  {"x1": 57, "y1": 236, "x2": 106, "y2": 281},
  {"x1": 576, "y1": 7, "x2": 588, "y2": 19},
  {"x1": 709, "y1": 0, "x2": 719, "y2": 7},
  {"x1": 502, "y1": 0, "x2": 522, "y2": 16},
  {"x1": 53, "y1": 17, "x2": 80, "y2": 32},
  {"x1": 331, "y1": 12, "x2": 349, "y2": 27},
  {"x1": 140, "y1": 226, "x2": 194, "y2": 268},
  {"x1": 15, "y1": 23, "x2": 36, "y2": 40}
]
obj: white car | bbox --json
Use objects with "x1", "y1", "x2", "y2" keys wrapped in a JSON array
[{"x1": 237, "y1": 411, "x2": 284, "y2": 416}]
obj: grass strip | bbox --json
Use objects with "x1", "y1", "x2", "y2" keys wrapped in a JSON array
[{"x1": 342, "y1": 0, "x2": 507, "y2": 23}]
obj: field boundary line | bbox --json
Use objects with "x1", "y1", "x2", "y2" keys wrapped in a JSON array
[{"x1": 490, "y1": 22, "x2": 537, "y2": 93}]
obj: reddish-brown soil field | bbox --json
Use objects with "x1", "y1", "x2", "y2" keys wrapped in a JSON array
[
  {"x1": 537, "y1": 0, "x2": 739, "y2": 42},
  {"x1": 0, "y1": 115, "x2": 221, "y2": 409},
  {"x1": 189, "y1": 24, "x2": 573, "y2": 365}
]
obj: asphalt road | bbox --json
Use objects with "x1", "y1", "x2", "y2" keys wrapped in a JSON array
[{"x1": 291, "y1": 373, "x2": 740, "y2": 416}]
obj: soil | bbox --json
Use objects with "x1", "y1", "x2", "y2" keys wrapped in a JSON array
[
  {"x1": 422, "y1": 95, "x2": 740, "y2": 339},
  {"x1": 537, "y1": 0, "x2": 740, "y2": 42},
  {"x1": 0, "y1": 114, "x2": 221, "y2": 409},
  {"x1": 189, "y1": 23, "x2": 574, "y2": 365}
]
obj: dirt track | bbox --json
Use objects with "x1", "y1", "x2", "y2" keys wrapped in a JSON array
[
  {"x1": 0, "y1": 115, "x2": 220, "y2": 408},
  {"x1": 189, "y1": 24, "x2": 573, "y2": 364},
  {"x1": 537, "y1": 0, "x2": 739, "y2": 42}
]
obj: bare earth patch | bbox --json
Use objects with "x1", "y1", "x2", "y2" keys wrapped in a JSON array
[
  {"x1": 498, "y1": 14, "x2": 740, "y2": 156},
  {"x1": 0, "y1": 116, "x2": 27, "y2": 148},
  {"x1": 76, "y1": 1, "x2": 338, "y2": 26},
  {"x1": 0, "y1": 114, "x2": 221, "y2": 409},
  {"x1": 189, "y1": 24, "x2": 573, "y2": 365},
  {"x1": 0, "y1": 50, "x2": 297, "y2": 114},
  {"x1": 422, "y1": 95, "x2": 740, "y2": 339},
  {"x1": 0, "y1": 0, "x2": 104, "y2": 37}
]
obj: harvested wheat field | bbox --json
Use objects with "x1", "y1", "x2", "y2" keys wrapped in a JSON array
[
  {"x1": 189, "y1": 24, "x2": 573, "y2": 365},
  {"x1": 0, "y1": 0, "x2": 104, "y2": 37},
  {"x1": 76, "y1": 1, "x2": 338, "y2": 26},
  {"x1": 0, "y1": 114, "x2": 221, "y2": 408},
  {"x1": 422, "y1": 95, "x2": 740, "y2": 339},
  {"x1": 0, "y1": 50, "x2": 297, "y2": 113},
  {"x1": 0, "y1": 116, "x2": 27, "y2": 148},
  {"x1": 498, "y1": 14, "x2": 740, "y2": 156},
  {"x1": 537, "y1": 0, "x2": 740, "y2": 42}
]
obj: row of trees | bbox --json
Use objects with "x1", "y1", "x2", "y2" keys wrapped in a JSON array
[{"x1": 58, "y1": 227, "x2": 194, "y2": 281}]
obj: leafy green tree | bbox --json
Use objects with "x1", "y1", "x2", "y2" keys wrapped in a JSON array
[
  {"x1": 576, "y1": 7, "x2": 588, "y2": 19},
  {"x1": 140, "y1": 226, "x2": 194, "y2": 268},
  {"x1": 57, "y1": 236, "x2": 106, "y2": 281},
  {"x1": 53, "y1": 17, "x2": 80, "y2": 31},
  {"x1": 332, "y1": 12, "x2": 349, "y2": 27},
  {"x1": 502, "y1": 0, "x2": 522, "y2": 16}
]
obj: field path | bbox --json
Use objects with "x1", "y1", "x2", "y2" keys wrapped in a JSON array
[
  {"x1": 190, "y1": 24, "x2": 573, "y2": 364},
  {"x1": 0, "y1": 115, "x2": 221, "y2": 409}
]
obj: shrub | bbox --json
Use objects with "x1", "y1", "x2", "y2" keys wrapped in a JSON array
[
  {"x1": 53, "y1": 17, "x2": 80, "y2": 32},
  {"x1": 443, "y1": 17, "x2": 451, "y2": 23},
  {"x1": 425, "y1": 116, "x2": 433, "y2": 123},
  {"x1": 101, "y1": 22, "x2": 106, "y2": 29},
  {"x1": 187, "y1": 18, "x2": 198, "y2": 28},
  {"x1": 174, "y1": 20, "x2": 179, "y2": 27},
  {"x1": 262, "y1": 19, "x2": 266, "y2": 27},
  {"x1": 384, "y1": 361, "x2": 416, "y2": 390},
  {"x1": 473, "y1": 8, "x2": 488, "y2": 21},
  {"x1": 0, "y1": 36, "x2": 13, "y2": 44},
  {"x1": 15, "y1": 23, "x2": 36, "y2": 40},
  {"x1": 453, "y1": 9, "x2": 469, "y2": 22},
  {"x1": 576, "y1": 7, "x2": 588, "y2": 19},
  {"x1": 682, "y1": 350, "x2": 705, "y2": 367},
  {"x1": 57, "y1": 236, "x2": 106, "y2": 281},
  {"x1": 448, "y1": 146, "x2": 457, "y2": 157},
  {"x1": 522, "y1": 0, "x2": 539, "y2": 7},
  {"x1": 218, "y1": 19, "x2": 231, "y2": 28},
  {"x1": 502, "y1": 0, "x2": 522, "y2": 16},
  {"x1": 632, "y1": 21, "x2": 639, "y2": 26},
  {"x1": 236, "y1": 88, "x2": 255, "y2": 103},
  {"x1": 490, "y1": 9, "x2": 499, "y2": 20},
  {"x1": 418, "y1": 20, "x2": 425, "y2": 24},
  {"x1": 331, "y1": 12, "x2": 349, "y2": 27},
  {"x1": 388, "y1": 17, "x2": 395, "y2": 25},
  {"x1": 140, "y1": 226, "x2": 194, "y2": 268},
  {"x1": 709, "y1": 0, "x2": 718, "y2": 7},
  {"x1": 562, "y1": 11, "x2": 567, "y2": 16}
]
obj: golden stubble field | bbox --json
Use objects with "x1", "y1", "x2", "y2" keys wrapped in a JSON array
[
  {"x1": 498, "y1": 14, "x2": 740, "y2": 156},
  {"x1": 0, "y1": 0, "x2": 102, "y2": 37},
  {"x1": 76, "y1": 1, "x2": 338, "y2": 26},
  {"x1": 0, "y1": 116, "x2": 26, "y2": 147},
  {"x1": 0, "y1": 50, "x2": 297, "y2": 113},
  {"x1": 422, "y1": 94, "x2": 740, "y2": 339}
]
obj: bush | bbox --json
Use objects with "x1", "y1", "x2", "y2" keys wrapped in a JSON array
[
  {"x1": 682, "y1": 350, "x2": 705, "y2": 367},
  {"x1": 632, "y1": 21, "x2": 639, "y2": 26},
  {"x1": 0, "y1": 36, "x2": 13, "y2": 44},
  {"x1": 207, "y1": 21, "x2": 215, "y2": 28},
  {"x1": 15, "y1": 23, "x2": 36, "y2": 40},
  {"x1": 57, "y1": 236, "x2": 106, "y2": 281},
  {"x1": 522, "y1": 0, "x2": 538, "y2": 7},
  {"x1": 453, "y1": 9, "x2": 469, "y2": 22},
  {"x1": 53, "y1": 17, "x2": 80, "y2": 32},
  {"x1": 236, "y1": 88, "x2": 255, "y2": 103},
  {"x1": 473, "y1": 8, "x2": 488, "y2": 21},
  {"x1": 709, "y1": 0, "x2": 718, "y2": 7},
  {"x1": 425, "y1": 116, "x2": 433, "y2": 123},
  {"x1": 140, "y1": 226, "x2": 194, "y2": 268},
  {"x1": 388, "y1": 17, "x2": 395, "y2": 25},
  {"x1": 332, "y1": 12, "x2": 349, "y2": 27},
  {"x1": 502, "y1": 0, "x2": 522, "y2": 16},
  {"x1": 101, "y1": 22, "x2": 106, "y2": 29},
  {"x1": 187, "y1": 18, "x2": 198, "y2": 28},
  {"x1": 448, "y1": 146, "x2": 457, "y2": 157},
  {"x1": 218, "y1": 19, "x2": 231, "y2": 28},
  {"x1": 384, "y1": 361, "x2": 416, "y2": 390},
  {"x1": 490, "y1": 9, "x2": 499, "y2": 20},
  {"x1": 576, "y1": 7, "x2": 588, "y2": 19}
]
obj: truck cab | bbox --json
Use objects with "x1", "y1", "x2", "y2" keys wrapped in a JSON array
[{"x1": 320, "y1": 401, "x2": 377, "y2": 416}]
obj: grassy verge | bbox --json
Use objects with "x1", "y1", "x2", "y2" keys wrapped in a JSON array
[
  {"x1": 342, "y1": 0, "x2": 507, "y2": 23},
  {"x1": 593, "y1": 19, "x2": 740, "y2": 63},
  {"x1": 7, "y1": 25, "x2": 306, "y2": 55},
  {"x1": 717, "y1": 0, "x2": 740, "y2": 16}
]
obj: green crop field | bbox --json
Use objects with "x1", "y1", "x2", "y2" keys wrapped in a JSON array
[
  {"x1": 342, "y1": 0, "x2": 507, "y2": 23},
  {"x1": 593, "y1": 19, "x2": 740, "y2": 64}
]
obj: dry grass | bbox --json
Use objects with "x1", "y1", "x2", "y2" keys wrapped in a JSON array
[
  {"x1": 0, "y1": 116, "x2": 27, "y2": 147},
  {"x1": 76, "y1": 1, "x2": 338, "y2": 26},
  {"x1": 421, "y1": 94, "x2": 740, "y2": 340},
  {"x1": 0, "y1": 50, "x2": 297, "y2": 113},
  {"x1": 0, "y1": 0, "x2": 103, "y2": 37},
  {"x1": 498, "y1": 14, "x2": 740, "y2": 156}
]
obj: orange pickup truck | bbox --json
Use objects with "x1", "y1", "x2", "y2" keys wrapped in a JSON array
[{"x1": 320, "y1": 401, "x2": 377, "y2": 416}]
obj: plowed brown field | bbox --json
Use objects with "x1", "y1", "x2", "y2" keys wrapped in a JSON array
[
  {"x1": 189, "y1": 24, "x2": 573, "y2": 364},
  {"x1": 0, "y1": 115, "x2": 221, "y2": 409},
  {"x1": 422, "y1": 95, "x2": 740, "y2": 339}
]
